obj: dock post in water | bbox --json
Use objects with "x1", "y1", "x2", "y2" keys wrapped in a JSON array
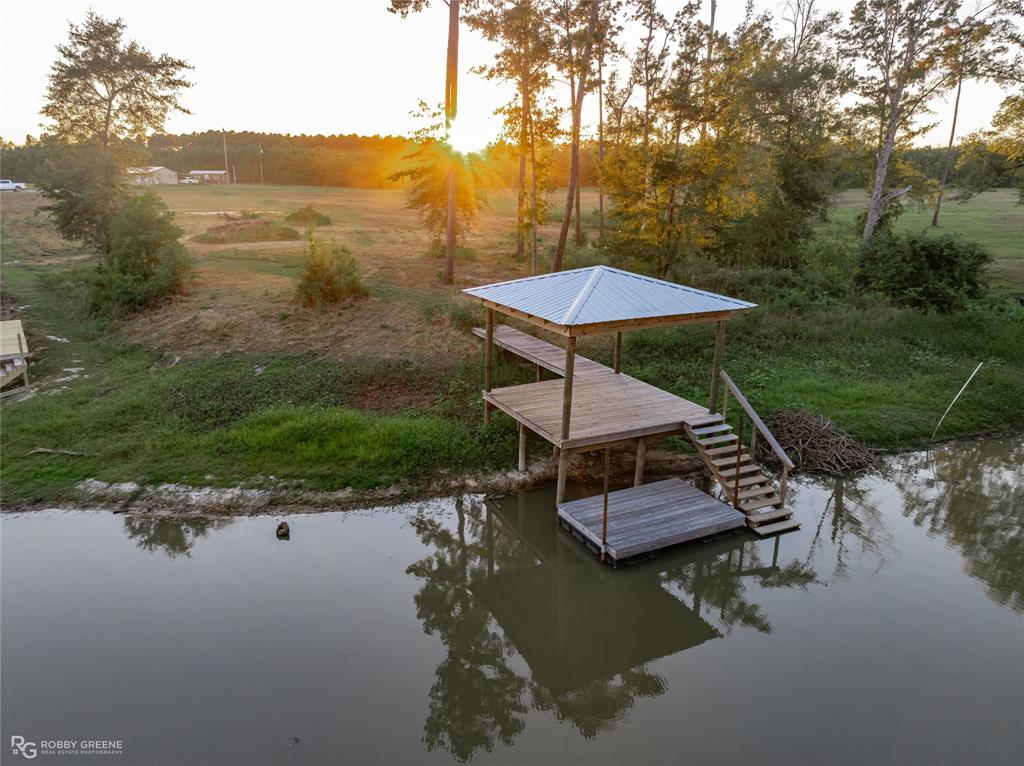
[{"x1": 556, "y1": 337, "x2": 576, "y2": 504}]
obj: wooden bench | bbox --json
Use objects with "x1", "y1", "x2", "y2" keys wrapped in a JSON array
[
  {"x1": 471, "y1": 324, "x2": 611, "y2": 379},
  {"x1": 0, "y1": 319, "x2": 30, "y2": 396}
]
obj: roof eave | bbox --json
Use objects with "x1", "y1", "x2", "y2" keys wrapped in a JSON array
[{"x1": 463, "y1": 292, "x2": 756, "y2": 337}]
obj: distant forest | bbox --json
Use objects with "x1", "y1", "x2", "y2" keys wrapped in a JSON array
[{"x1": 0, "y1": 130, "x2": 1016, "y2": 192}]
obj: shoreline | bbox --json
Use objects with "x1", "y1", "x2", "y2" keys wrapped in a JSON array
[{"x1": 5, "y1": 428, "x2": 1021, "y2": 518}]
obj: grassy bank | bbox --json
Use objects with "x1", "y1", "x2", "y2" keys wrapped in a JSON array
[{"x1": 2, "y1": 186, "x2": 1022, "y2": 505}]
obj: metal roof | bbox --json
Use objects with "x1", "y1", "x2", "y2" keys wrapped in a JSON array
[{"x1": 463, "y1": 266, "x2": 756, "y2": 333}]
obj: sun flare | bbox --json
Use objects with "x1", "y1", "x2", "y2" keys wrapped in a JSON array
[{"x1": 445, "y1": 117, "x2": 492, "y2": 155}]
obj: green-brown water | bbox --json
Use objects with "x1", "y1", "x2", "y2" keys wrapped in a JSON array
[{"x1": 3, "y1": 436, "x2": 1022, "y2": 765}]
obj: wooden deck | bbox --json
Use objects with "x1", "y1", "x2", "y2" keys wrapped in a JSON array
[
  {"x1": 472, "y1": 325, "x2": 611, "y2": 379},
  {"x1": 558, "y1": 478, "x2": 747, "y2": 563},
  {"x1": 485, "y1": 372, "x2": 715, "y2": 450}
]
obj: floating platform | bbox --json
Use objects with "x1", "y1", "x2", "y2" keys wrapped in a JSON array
[{"x1": 557, "y1": 478, "x2": 747, "y2": 564}]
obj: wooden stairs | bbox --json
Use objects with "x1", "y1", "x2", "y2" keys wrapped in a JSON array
[{"x1": 685, "y1": 373, "x2": 800, "y2": 537}]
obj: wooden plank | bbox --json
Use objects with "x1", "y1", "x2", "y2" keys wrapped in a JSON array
[
  {"x1": 471, "y1": 325, "x2": 610, "y2": 379},
  {"x1": 709, "y1": 320, "x2": 725, "y2": 412},
  {"x1": 740, "y1": 496, "x2": 783, "y2": 512},
  {"x1": 558, "y1": 478, "x2": 746, "y2": 562},
  {"x1": 518, "y1": 423, "x2": 527, "y2": 472},
  {"x1": 750, "y1": 518, "x2": 800, "y2": 537},
  {"x1": 633, "y1": 438, "x2": 646, "y2": 486},
  {"x1": 719, "y1": 371, "x2": 795, "y2": 470}
]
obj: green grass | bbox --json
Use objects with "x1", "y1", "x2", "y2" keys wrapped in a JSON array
[
  {"x1": 2, "y1": 185, "x2": 1021, "y2": 504},
  {"x1": 829, "y1": 189, "x2": 1024, "y2": 291}
]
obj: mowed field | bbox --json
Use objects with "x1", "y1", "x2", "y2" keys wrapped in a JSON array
[{"x1": 828, "y1": 188, "x2": 1024, "y2": 289}]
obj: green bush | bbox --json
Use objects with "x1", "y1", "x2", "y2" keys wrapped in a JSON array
[
  {"x1": 285, "y1": 205, "x2": 331, "y2": 227},
  {"x1": 857, "y1": 232, "x2": 992, "y2": 312},
  {"x1": 294, "y1": 235, "x2": 369, "y2": 309},
  {"x1": 91, "y1": 193, "x2": 191, "y2": 318}
]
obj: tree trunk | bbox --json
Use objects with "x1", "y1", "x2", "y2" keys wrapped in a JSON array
[
  {"x1": 443, "y1": 0, "x2": 461, "y2": 285},
  {"x1": 532, "y1": 88, "x2": 540, "y2": 276},
  {"x1": 517, "y1": 128, "x2": 527, "y2": 258},
  {"x1": 574, "y1": 175, "x2": 582, "y2": 246},
  {"x1": 700, "y1": 0, "x2": 717, "y2": 142},
  {"x1": 528, "y1": 88, "x2": 539, "y2": 275},
  {"x1": 598, "y1": 52, "x2": 605, "y2": 237},
  {"x1": 932, "y1": 68, "x2": 964, "y2": 228},
  {"x1": 862, "y1": 37, "x2": 914, "y2": 243},
  {"x1": 551, "y1": 0, "x2": 600, "y2": 272}
]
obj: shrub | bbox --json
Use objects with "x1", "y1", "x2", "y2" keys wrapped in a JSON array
[
  {"x1": 193, "y1": 220, "x2": 299, "y2": 244},
  {"x1": 285, "y1": 205, "x2": 331, "y2": 227},
  {"x1": 294, "y1": 234, "x2": 368, "y2": 309},
  {"x1": 857, "y1": 232, "x2": 992, "y2": 312},
  {"x1": 91, "y1": 193, "x2": 191, "y2": 318}
]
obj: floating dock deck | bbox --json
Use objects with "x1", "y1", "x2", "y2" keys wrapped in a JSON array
[{"x1": 558, "y1": 478, "x2": 747, "y2": 564}]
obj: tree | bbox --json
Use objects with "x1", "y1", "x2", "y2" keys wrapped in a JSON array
[
  {"x1": 955, "y1": 92, "x2": 1024, "y2": 204},
  {"x1": 549, "y1": 0, "x2": 601, "y2": 272},
  {"x1": 42, "y1": 11, "x2": 191, "y2": 155},
  {"x1": 469, "y1": 1, "x2": 555, "y2": 271},
  {"x1": 841, "y1": 0, "x2": 960, "y2": 242},
  {"x1": 931, "y1": 1, "x2": 1024, "y2": 226},
  {"x1": 390, "y1": 0, "x2": 469, "y2": 285},
  {"x1": 390, "y1": 104, "x2": 489, "y2": 254}
]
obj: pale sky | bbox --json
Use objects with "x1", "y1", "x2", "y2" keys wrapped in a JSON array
[{"x1": 0, "y1": 0, "x2": 1015, "y2": 150}]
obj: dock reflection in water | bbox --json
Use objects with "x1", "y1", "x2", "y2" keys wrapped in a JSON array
[{"x1": 405, "y1": 486, "x2": 816, "y2": 758}]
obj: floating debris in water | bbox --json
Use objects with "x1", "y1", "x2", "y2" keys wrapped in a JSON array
[
  {"x1": 285, "y1": 737, "x2": 301, "y2": 749},
  {"x1": 44, "y1": 335, "x2": 70, "y2": 343},
  {"x1": 276, "y1": 521, "x2": 290, "y2": 540}
]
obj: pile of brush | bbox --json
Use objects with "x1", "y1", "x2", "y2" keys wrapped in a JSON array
[{"x1": 763, "y1": 410, "x2": 877, "y2": 475}]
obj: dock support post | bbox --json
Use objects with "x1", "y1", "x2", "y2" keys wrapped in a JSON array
[
  {"x1": 556, "y1": 450, "x2": 570, "y2": 505},
  {"x1": 633, "y1": 438, "x2": 646, "y2": 487},
  {"x1": 601, "y1": 447, "x2": 611, "y2": 563},
  {"x1": 518, "y1": 423, "x2": 527, "y2": 472},
  {"x1": 484, "y1": 308, "x2": 494, "y2": 423},
  {"x1": 614, "y1": 331, "x2": 623, "y2": 373},
  {"x1": 709, "y1": 320, "x2": 726, "y2": 412},
  {"x1": 556, "y1": 337, "x2": 576, "y2": 505}
]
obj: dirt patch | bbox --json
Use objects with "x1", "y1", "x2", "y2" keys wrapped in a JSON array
[{"x1": 350, "y1": 379, "x2": 437, "y2": 413}]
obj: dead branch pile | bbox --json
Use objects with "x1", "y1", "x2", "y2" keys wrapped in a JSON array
[{"x1": 763, "y1": 410, "x2": 877, "y2": 475}]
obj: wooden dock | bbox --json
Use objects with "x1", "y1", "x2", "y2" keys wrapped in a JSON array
[
  {"x1": 558, "y1": 478, "x2": 747, "y2": 564},
  {"x1": 485, "y1": 373, "x2": 716, "y2": 450}
]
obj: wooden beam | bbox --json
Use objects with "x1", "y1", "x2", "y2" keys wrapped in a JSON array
[
  {"x1": 633, "y1": 438, "x2": 646, "y2": 486},
  {"x1": 709, "y1": 320, "x2": 725, "y2": 412},
  {"x1": 556, "y1": 450, "x2": 570, "y2": 505},
  {"x1": 601, "y1": 447, "x2": 611, "y2": 563},
  {"x1": 613, "y1": 331, "x2": 623, "y2": 373},
  {"x1": 518, "y1": 423, "x2": 527, "y2": 472},
  {"x1": 560, "y1": 337, "x2": 576, "y2": 442},
  {"x1": 484, "y1": 308, "x2": 494, "y2": 423}
]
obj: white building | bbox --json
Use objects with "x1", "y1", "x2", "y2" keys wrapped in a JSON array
[
  {"x1": 127, "y1": 166, "x2": 179, "y2": 185},
  {"x1": 186, "y1": 170, "x2": 229, "y2": 184}
]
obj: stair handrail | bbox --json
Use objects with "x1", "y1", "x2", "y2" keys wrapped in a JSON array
[{"x1": 718, "y1": 371, "x2": 795, "y2": 504}]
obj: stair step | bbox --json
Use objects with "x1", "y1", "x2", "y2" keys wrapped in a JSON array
[
  {"x1": 739, "y1": 495, "x2": 784, "y2": 512},
  {"x1": 690, "y1": 423, "x2": 733, "y2": 436},
  {"x1": 715, "y1": 463, "x2": 761, "y2": 479},
  {"x1": 703, "y1": 444, "x2": 744, "y2": 457},
  {"x1": 737, "y1": 484, "x2": 777, "y2": 499},
  {"x1": 749, "y1": 518, "x2": 801, "y2": 537},
  {"x1": 711, "y1": 454, "x2": 752, "y2": 468},
  {"x1": 686, "y1": 414, "x2": 726, "y2": 428},
  {"x1": 746, "y1": 508, "x2": 793, "y2": 525},
  {"x1": 698, "y1": 433, "x2": 738, "y2": 447}
]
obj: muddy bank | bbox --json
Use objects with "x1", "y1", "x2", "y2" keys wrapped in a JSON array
[{"x1": 7, "y1": 449, "x2": 705, "y2": 517}]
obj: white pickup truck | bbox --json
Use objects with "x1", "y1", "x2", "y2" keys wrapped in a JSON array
[{"x1": 0, "y1": 180, "x2": 27, "y2": 191}]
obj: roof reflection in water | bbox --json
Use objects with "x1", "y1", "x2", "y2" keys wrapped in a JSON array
[{"x1": 405, "y1": 484, "x2": 815, "y2": 758}]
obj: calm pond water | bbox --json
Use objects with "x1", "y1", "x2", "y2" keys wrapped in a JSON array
[{"x1": 3, "y1": 436, "x2": 1022, "y2": 765}]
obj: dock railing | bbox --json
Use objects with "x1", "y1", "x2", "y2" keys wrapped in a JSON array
[{"x1": 718, "y1": 371, "x2": 795, "y2": 506}]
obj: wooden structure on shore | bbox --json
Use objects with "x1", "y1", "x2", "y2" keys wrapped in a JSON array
[
  {"x1": 0, "y1": 320, "x2": 30, "y2": 397},
  {"x1": 464, "y1": 266, "x2": 799, "y2": 564}
]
